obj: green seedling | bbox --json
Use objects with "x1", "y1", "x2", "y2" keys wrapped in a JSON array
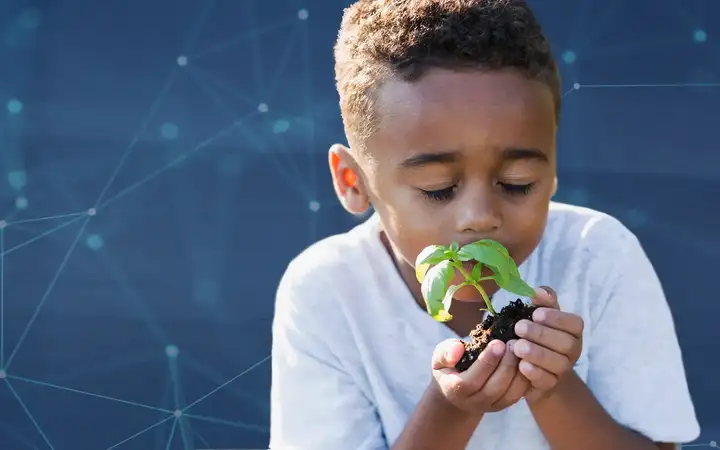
[{"x1": 415, "y1": 240, "x2": 536, "y2": 322}]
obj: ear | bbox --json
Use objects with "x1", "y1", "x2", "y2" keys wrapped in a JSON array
[
  {"x1": 551, "y1": 176, "x2": 558, "y2": 197},
  {"x1": 328, "y1": 144, "x2": 370, "y2": 215}
]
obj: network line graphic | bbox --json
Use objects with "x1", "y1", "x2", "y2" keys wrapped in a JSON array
[{"x1": 0, "y1": 0, "x2": 719, "y2": 448}]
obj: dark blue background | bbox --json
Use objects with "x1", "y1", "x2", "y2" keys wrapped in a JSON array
[{"x1": 0, "y1": 0, "x2": 718, "y2": 448}]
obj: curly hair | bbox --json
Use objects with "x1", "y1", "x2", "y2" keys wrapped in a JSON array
[{"x1": 334, "y1": 0, "x2": 561, "y2": 146}]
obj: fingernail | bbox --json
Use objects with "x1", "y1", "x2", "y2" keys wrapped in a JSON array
[
  {"x1": 539, "y1": 286, "x2": 556, "y2": 297},
  {"x1": 533, "y1": 308, "x2": 546, "y2": 322},
  {"x1": 515, "y1": 341, "x2": 530, "y2": 356},
  {"x1": 515, "y1": 320, "x2": 528, "y2": 335},
  {"x1": 491, "y1": 341, "x2": 504, "y2": 356}
]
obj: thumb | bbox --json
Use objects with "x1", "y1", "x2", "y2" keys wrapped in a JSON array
[
  {"x1": 432, "y1": 339, "x2": 466, "y2": 370},
  {"x1": 532, "y1": 286, "x2": 559, "y2": 309}
]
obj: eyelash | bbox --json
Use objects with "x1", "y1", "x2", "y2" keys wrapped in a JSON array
[
  {"x1": 420, "y1": 182, "x2": 535, "y2": 202},
  {"x1": 421, "y1": 186, "x2": 457, "y2": 202}
]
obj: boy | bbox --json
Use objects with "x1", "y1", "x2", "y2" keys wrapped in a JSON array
[{"x1": 269, "y1": 0, "x2": 700, "y2": 449}]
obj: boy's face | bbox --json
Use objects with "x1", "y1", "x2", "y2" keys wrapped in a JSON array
[{"x1": 331, "y1": 69, "x2": 557, "y2": 302}]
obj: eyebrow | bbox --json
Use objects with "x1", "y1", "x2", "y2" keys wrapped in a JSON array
[{"x1": 398, "y1": 147, "x2": 548, "y2": 169}]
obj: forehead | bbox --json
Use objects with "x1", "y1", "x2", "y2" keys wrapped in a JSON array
[{"x1": 366, "y1": 69, "x2": 557, "y2": 165}]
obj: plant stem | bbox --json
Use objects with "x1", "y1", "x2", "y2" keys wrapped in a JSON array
[
  {"x1": 473, "y1": 284, "x2": 496, "y2": 315},
  {"x1": 453, "y1": 261, "x2": 497, "y2": 315}
]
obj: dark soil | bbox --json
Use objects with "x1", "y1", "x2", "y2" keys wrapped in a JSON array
[{"x1": 455, "y1": 299, "x2": 537, "y2": 372}]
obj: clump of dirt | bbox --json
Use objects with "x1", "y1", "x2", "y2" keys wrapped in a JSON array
[{"x1": 455, "y1": 299, "x2": 537, "y2": 372}]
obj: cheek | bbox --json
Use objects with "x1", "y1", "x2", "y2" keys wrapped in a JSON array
[
  {"x1": 375, "y1": 203, "x2": 447, "y2": 267},
  {"x1": 500, "y1": 196, "x2": 550, "y2": 262}
]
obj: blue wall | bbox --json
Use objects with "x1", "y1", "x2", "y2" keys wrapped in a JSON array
[{"x1": 0, "y1": 0, "x2": 718, "y2": 448}]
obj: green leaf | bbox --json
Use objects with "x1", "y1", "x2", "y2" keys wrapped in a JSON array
[
  {"x1": 415, "y1": 245, "x2": 448, "y2": 267},
  {"x1": 415, "y1": 264, "x2": 430, "y2": 283},
  {"x1": 492, "y1": 272, "x2": 536, "y2": 297},
  {"x1": 421, "y1": 260, "x2": 455, "y2": 322},
  {"x1": 441, "y1": 284, "x2": 464, "y2": 320},
  {"x1": 483, "y1": 240, "x2": 510, "y2": 258},
  {"x1": 480, "y1": 240, "x2": 521, "y2": 279},
  {"x1": 471, "y1": 263, "x2": 483, "y2": 280},
  {"x1": 449, "y1": 242, "x2": 459, "y2": 253},
  {"x1": 457, "y1": 240, "x2": 511, "y2": 282},
  {"x1": 415, "y1": 245, "x2": 449, "y2": 283}
]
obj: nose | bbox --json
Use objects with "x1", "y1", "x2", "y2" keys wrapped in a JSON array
[{"x1": 455, "y1": 187, "x2": 502, "y2": 235}]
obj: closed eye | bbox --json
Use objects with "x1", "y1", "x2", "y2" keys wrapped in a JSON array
[
  {"x1": 500, "y1": 182, "x2": 534, "y2": 196},
  {"x1": 420, "y1": 185, "x2": 457, "y2": 202}
]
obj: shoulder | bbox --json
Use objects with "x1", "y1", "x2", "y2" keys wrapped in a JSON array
[
  {"x1": 543, "y1": 201, "x2": 641, "y2": 266},
  {"x1": 274, "y1": 215, "x2": 378, "y2": 320},
  {"x1": 537, "y1": 203, "x2": 647, "y2": 315},
  {"x1": 546, "y1": 201, "x2": 638, "y2": 249}
]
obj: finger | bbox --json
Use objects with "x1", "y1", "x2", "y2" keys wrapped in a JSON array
[
  {"x1": 431, "y1": 339, "x2": 467, "y2": 391},
  {"x1": 532, "y1": 286, "x2": 559, "y2": 309},
  {"x1": 432, "y1": 339, "x2": 466, "y2": 370},
  {"x1": 513, "y1": 339, "x2": 571, "y2": 376},
  {"x1": 439, "y1": 340, "x2": 505, "y2": 402},
  {"x1": 519, "y1": 360, "x2": 557, "y2": 391},
  {"x1": 515, "y1": 319, "x2": 577, "y2": 354},
  {"x1": 457, "y1": 340, "x2": 505, "y2": 391},
  {"x1": 490, "y1": 341, "x2": 530, "y2": 410},
  {"x1": 469, "y1": 340, "x2": 518, "y2": 404},
  {"x1": 491, "y1": 372, "x2": 530, "y2": 411},
  {"x1": 532, "y1": 308, "x2": 584, "y2": 338}
]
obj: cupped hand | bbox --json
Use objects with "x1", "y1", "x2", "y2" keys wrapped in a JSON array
[{"x1": 431, "y1": 337, "x2": 531, "y2": 415}]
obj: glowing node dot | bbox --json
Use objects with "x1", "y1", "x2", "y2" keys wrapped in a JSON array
[
  {"x1": 174, "y1": 409, "x2": 182, "y2": 418},
  {"x1": 86, "y1": 234, "x2": 104, "y2": 250},
  {"x1": 7, "y1": 99, "x2": 23, "y2": 114},
  {"x1": 0, "y1": 369, "x2": 6, "y2": 379},
  {"x1": 273, "y1": 119, "x2": 290, "y2": 134},
  {"x1": 561, "y1": 50, "x2": 576, "y2": 64},
  {"x1": 87, "y1": 207, "x2": 97, "y2": 216},
  {"x1": 258, "y1": 103, "x2": 269, "y2": 113},
  {"x1": 309, "y1": 200, "x2": 320, "y2": 212},
  {"x1": 161, "y1": 122, "x2": 179, "y2": 140},
  {"x1": 165, "y1": 345, "x2": 179, "y2": 358},
  {"x1": 694, "y1": 29, "x2": 707, "y2": 43},
  {"x1": 176, "y1": 55, "x2": 188, "y2": 66},
  {"x1": 8, "y1": 170, "x2": 26, "y2": 191},
  {"x1": 298, "y1": 9, "x2": 309, "y2": 20},
  {"x1": 15, "y1": 196, "x2": 28, "y2": 210},
  {"x1": 710, "y1": 441, "x2": 717, "y2": 448},
  {"x1": 573, "y1": 82, "x2": 581, "y2": 90},
  {"x1": 0, "y1": 220, "x2": 6, "y2": 229}
]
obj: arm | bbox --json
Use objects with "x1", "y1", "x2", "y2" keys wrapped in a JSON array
[
  {"x1": 391, "y1": 382, "x2": 483, "y2": 450},
  {"x1": 528, "y1": 371, "x2": 673, "y2": 450},
  {"x1": 270, "y1": 269, "x2": 387, "y2": 450},
  {"x1": 395, "y1": 337, "x2": 527, "y2": 450},
  {"x1": 528, "y1": 225, "x2": 699, "y2": 450},
  {"x1": 271, "y1": 264, "x2": 484, "y2": 450}
]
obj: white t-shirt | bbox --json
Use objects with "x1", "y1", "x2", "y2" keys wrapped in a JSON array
[{"x1": 270, "y1": 202, "x2": 700, "y2": 450}]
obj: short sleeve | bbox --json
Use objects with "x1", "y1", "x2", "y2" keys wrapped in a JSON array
[
  {"x1": 269, "y1": 264, "x2": 388, "y2": 450},
  {"x1": 585, "y1": 229, "x2": 700, "y2": 444}
]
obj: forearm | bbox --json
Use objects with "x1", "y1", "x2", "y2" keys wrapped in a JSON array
[
  {"x1": 392, "y1": 382, "x2": 482, "y2": 450},
  {"x1": 528, "y1": 372, "x2": 659, "y2": 450}
]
